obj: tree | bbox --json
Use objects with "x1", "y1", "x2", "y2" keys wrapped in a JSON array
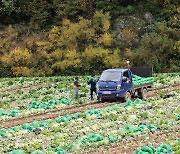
[
  {"x1": 52, "y1": 0, "x2": 85, "y2": 23},
  {"x1": 132, "y1": 32, "x2": 176, "y2": 72},
  {"x1": 0, "y1": 26, "x2": 18, "y2": 54},
  {"x1": 0, "y1": 47, "x2": 33, "y2": 76},
  {"x1": 82, "y1": 46, "x2": 121, "y2": 73},
  {"x1": 51, "y1": 49, "x2": 81, "y2": 74},
  {"x1": 49, "y1": 17, "x2": 95, "y2": 52}
]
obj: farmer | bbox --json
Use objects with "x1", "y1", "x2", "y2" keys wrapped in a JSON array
[
  {"x1": 73, "y1": 76, "x2": 81, "y2": 99},
  {"x1": 87, "y1": 75, "x2": 97, "y2": 100}
]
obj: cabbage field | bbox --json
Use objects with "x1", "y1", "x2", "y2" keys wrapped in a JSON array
[{"x1": 0, "y1": 73, "x2": 180, "y2": 153}]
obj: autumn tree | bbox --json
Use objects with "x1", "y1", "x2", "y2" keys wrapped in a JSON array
[
  {"x1": 93, "y1": 11, "x2": 113, "y2": 47},
  {"x1": 51, "y1": 49, "x2": 81, "y2": 74},
  {"x1": 82, "y1": 46, "x2": 121, "y2": 73},
  {"x1": 49, "y1": 17, "x2": 95, "y2": 52},
  {"x1": 0, "y1": 47, "x2": 33, "y2": 76}
]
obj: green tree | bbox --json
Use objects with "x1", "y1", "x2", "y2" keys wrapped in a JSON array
[
  {"x1": 52, "y1": 0, "x2": 86, "y2": 23},
  {"x1": 132, "y1": 32, "x2": 176, "y2": 72}
]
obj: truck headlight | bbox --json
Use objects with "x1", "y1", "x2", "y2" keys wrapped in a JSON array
[{"x1": 117, "y1": 84, "x2": 121, "y2": 90}]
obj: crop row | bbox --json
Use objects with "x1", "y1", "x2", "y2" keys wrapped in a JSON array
[
  {"x1": 0, "y1": 74, "x2": 179, "y2": 122},
  {"x1": 1, "y1": 73, "x2": 179, "y2": 90},
  {"x1": 0, "y1": 90, "x2": 179, "y2": 153},
  {"x1": 133, "y1": 139, "x2": 180, "y2": 154}
]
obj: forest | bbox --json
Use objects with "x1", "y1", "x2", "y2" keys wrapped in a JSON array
[{"x1": 0, "y1": 0, "x2": 179, "y2": 77}]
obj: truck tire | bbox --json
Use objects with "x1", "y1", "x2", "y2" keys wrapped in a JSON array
[
  {"x1": 140, "y1": 88, "x2": 147, "y2": 100},
  {"x1": 99, "y1": 97, "x2": 105, "y2": 103},
  {"x1": 123, "y1": 92, "x2": 131, "y2": 102},
  {"x1": 101, "y1": 99, "x2": 105, "y2": 103}
]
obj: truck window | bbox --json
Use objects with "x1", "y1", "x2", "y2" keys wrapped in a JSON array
[
  {"x1": 123, "y1": 71, "x2": 130, "y2": 78},
  {"x1": 99, "y1": 72, "x2": 122, "y2": 82}
]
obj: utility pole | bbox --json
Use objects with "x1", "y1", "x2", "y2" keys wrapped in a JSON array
[{"x1": 126, "y1": 59, "x2": 130, "y2": 68}]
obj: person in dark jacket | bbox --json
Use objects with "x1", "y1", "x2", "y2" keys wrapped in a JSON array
[{"x1": 87, "y1": 75, "x2": 97, "y2": 100}]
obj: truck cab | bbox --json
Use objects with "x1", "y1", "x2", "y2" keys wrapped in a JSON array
[
  {"x1": 97, "y1": 68, "x2": 133, "y2": 101},
  {"x1": 97, "y1": 67, "x2": 153, "y2": 102}
]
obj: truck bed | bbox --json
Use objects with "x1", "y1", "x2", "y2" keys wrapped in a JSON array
[{"x1": 133, "y1": 83, "x2": 153, "y2": 90}]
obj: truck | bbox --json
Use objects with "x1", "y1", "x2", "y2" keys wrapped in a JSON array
[{"x1": 96, "y1": 67, "x2": 153, "y2": 102}]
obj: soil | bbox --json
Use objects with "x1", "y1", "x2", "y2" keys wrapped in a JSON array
[
  {"x1": 0, "y1": 82, "x2": 53, "y2": 93},
  {"x1": 85, "y1": 127, "x2": 180, "y2": 154},
  {"x1": 0, "y1": 84, "x2": 179, "y2": 129}
]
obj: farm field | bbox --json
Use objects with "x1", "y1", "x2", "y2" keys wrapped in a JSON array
[
  {"x1": 0, "y1": 73, "x2": 179, "y2": 122},
  {"x1": 0, "y1": 73, "x2": 180, "y2": 153}
]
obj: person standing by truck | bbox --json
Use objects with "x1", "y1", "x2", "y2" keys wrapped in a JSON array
[
  {"x1": 73, "y1": 76, "x2": 81, "y2": 99},
  {"x1": 87, "y1": 75, "x2": 97, "y2": 100}
]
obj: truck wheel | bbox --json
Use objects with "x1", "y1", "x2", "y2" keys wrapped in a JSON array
[
  {"x1": 140, "y1": 88, "x2": 147, "y2": 100},
  {"x1": 101, "y1": 99, "x2": 105, "y2": 103},
  {"x1": 123, "y1": 92, "x2": 131, "y2": 102},
  {"x1": 99, "y1": 97, "x2": 105, "y2": 103}
]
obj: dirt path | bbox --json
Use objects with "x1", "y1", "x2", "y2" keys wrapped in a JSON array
[
  {"x1": 0, "y1": 84, "x2": 179, "y2": 129},
  {"x1": 0, "y1": 81, "x2": 53, "y2": 93},
  {"x1": 86, "y1": 127, "x2": 180, "y2": 154},
  {"x1": 0, "y1": 101, "x2": 116, "y2": 128},
  {"x1": 148, "y1": 83, "x2": 180, "y2": 97}
]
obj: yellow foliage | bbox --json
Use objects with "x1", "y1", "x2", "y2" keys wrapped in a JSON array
[
  {"x1": 156, "y1": 22, "x2": 167, "y2": 33},
  {"x1": 83, "y1": 46, "x2": 108, "y2": 60},
  {"x1": 12, "y1": 48, "x2": 32, "y2": 65},
  {"x1": 12, "y1": 67, "x2": 33, "y2": 77},
  {"x1": 52, "y1": 50, "x2": 81, "y2": 71},
  {"x1": 124, "y1": 48, "x2": 132, "y2": 60},
  {"x1": 104, "y1": 50, "x2": 121, "y2": 68},
  {"x1": 93, "y1": 11, "x2": 110, "y2": 33},
  {"x1": 1, "y1": 47, "x2": 32, "y2": 66},
  {"x1": 0, "y1": 26, "x2": 18, "y2": 54},
  {"x1": 66, "y1": 50, "x2": 78, "y2": 59},
  {"x1": 170, "y1": 14, "x2": 180, "y2": 27},
  {"x1": 0, "y1": 55, "x2": 10, "y2": 66},
  {"x1": 49, "y1": 17, "x2": 95, "y2": 51},
  {"x1": 48, "y1": 26, "x2": 61, "y2": 43},
  {"x1": 174, "y1": 41, "x2": 180, "y2": 52},
  {"x1": 98, "y1": 33, "x2": 113, "y2": 46},
  {"x1": 0, "y1": 47, "x2": 35, "y2": 76},
  {"x1": 119, "y1": 29, "x2": 137, "y2": 42},
  {"x1": 36, "y1": 41, "x2": 49, "y2": 47},
  {"x1": 51, "y1": 49, "x2": 64, "y2": 60},
  {"x1": 33, "y1": 67, "x2": 52, "y2": 77},
  {"x1": 34, "y1": 48, "x2": 50, "y2": 60},
  {"x1": 103, "y1": 20, "x2": 110, "y2": 32},
  {"x1": 83, "y1": 46, "x2": 122, "y2": 69}
]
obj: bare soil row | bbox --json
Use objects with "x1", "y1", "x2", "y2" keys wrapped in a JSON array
[
  {"x1": 0, "y1": 82, "x2": 53, "y2": 93},
  {"x1": 86, "y1": 127, "x2": 180, "y2": 154},
  {"x1": 0, "y1": 84, "x2": 179, "y2": 128}
]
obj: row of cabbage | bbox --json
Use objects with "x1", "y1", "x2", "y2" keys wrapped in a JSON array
[
  {"x1": 133, "y1": 139, "x2": 180, "y2": 154},
  {"x1": 0, "y1": 77, "x2": 48, "y2": 90},
  {"x1": 1, "y1": 73, "x2": 179, "y2": 122},
  {"x1": 0, "y1": 76, "x2": 89, "y2": 122},
  {"x1": 0, "y1": 76, "x2": 88, "y2": 107},
  {"x1": 1, "y1": 91, "x2": 179, "y2": 153},
  {"x1": 153, "y1": 73, "x2": 180, "y2": 88},
  {"x1": 1, "y1": 73, "x2": 179, "y2": 90},
  {"x1": 0, "y1": 98, "x2": 70, "y2": 122}
]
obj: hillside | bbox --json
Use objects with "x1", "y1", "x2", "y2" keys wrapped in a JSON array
[{"x1": 0, "y1": 0, "x2": 179, "y2": 77}]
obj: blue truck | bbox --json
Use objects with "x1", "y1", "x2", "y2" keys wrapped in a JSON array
[{"x1": 96, "y1": 67, "x2": 153, "y2": 102}]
